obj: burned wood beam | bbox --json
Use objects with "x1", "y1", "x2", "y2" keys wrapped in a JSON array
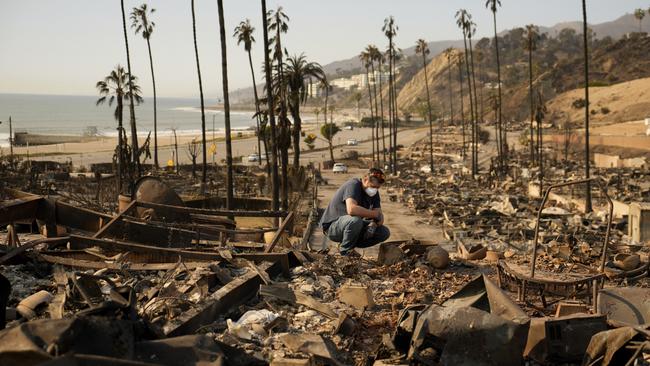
[
  {"x1": 136, "y1": 200, "x2": 288, "y2": 218},
  {"x1": 166, "y1": 260, "x2": 285, "y2": 336},
  {"x1": 0, "y1": 192, "x2": 42, "y2": 226},
  {"x1": 93, "y1": 200, "x2": 137, "y2": 239},
  {"x1": 37, "y1": 252, "x2": 209, "y2": 271},
  {"x1": 67, "y1": 234, "x2": 289, "y2": 265},
  {"x1": 0, "y1": 237, "x2": 69, "y2": 265},
  {"x1": 53, "y1": 201, "x2": 194, "y2": 247},
  {"x1": 265, "y1": 212, "x2": 295, "y2": 253}
]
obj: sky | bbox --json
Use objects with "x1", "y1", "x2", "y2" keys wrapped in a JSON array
[{"x1": 0, "y1": 0, "x2": 646, "y2": 99}]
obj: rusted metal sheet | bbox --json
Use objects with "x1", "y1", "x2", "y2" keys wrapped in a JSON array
[
  {"x1": 583, "y1": 326, "x2": 648, "y2": 366},
  {"x1": 444, "y1": 274, "x2": 529, "y2": 322},
  {"x1": 598, "y1": 287, "x2": 650, "y2": 325},
  {"x1": 407, "y1": 305, "x2": 529, "y2": 366},
  {"x1": 545, "y1": 314, "x2": 608, "y2": 363},
  {"x1": 133, "y1": 177, "x2": 190, "y2": 223}
]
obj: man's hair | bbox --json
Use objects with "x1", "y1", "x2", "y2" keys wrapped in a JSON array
[{"x1": 366, "y1": 168, "x2": 385, "y2": 184}]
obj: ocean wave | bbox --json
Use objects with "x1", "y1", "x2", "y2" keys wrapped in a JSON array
[
  {"x1": 99, "y1": 126, "x2": 255, "y2": 138},
  {"x1": 171, "y1": 106, "x2": 255, "y2": 117}
]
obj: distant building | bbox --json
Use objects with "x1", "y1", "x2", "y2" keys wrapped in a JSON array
[
  {"x1": 330, "y1": 77, "x2": 359, "y2": 90},
  {"x1": 594, "y1": 153, "x2": 646, "y2": 169},
  {"x1": 329, "y1": 70, "x2": 391, "y2": 91}
]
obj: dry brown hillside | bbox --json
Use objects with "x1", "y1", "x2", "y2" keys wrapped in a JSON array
[
  {"x1": 547, "y1": 77, "x2": 650, "y2": 125},
  {"x1": 396, "y1": 49, "x2": 462, "y2": 115}
]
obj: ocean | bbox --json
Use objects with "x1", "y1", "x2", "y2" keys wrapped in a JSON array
[{"x1": 0, "y1": 93, "x2": 257, "y2": 147}]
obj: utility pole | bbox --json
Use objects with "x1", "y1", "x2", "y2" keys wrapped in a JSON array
[{"x1": 9, "y1": 117, "x2": 14, "y2": 162}]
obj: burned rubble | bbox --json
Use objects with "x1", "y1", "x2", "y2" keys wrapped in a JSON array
[{"x1": 1, "y1": 133, "x2": 649, "y2": 366}]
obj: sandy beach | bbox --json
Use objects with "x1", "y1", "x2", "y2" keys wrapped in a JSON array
[{"x1": 6, "y1": 106, "x2": 377, "y2": 168}]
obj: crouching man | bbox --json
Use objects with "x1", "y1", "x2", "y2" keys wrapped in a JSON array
[{"x1": 319, "y1": 168, "x2": 390, "y2": 255}]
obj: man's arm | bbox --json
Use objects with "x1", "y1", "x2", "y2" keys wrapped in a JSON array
[{"x1": 345, "y1": 198, "x2": 379, "y2": 220}]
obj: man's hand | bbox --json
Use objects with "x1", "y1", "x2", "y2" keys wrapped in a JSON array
[{"x1": 374, "y1": 210, "x2": 384, "y2": 226}]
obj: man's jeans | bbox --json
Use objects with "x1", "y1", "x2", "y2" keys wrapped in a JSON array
[{"x1": 325, "y1": 215, "x2": 390, "y2": 253}]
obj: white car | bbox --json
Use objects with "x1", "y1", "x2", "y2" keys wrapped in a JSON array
[
  {"x1": 344, "y1": 125, "x2": 354, "y2": 130},
  {"x1": 332, "y1": 163, "x2": 348, "y2": 173},
  {"x1": 346, "y1": 138, "x2": 358, "y2": 146},
  {"x1": 247, "y1": 153, "x2": 260, "y2": 162}
]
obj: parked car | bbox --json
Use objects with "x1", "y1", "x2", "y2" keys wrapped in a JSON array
[
  {"x1": 346, "y1": 138, "x2": 358, "y2": 146},
  {"x1": 247, "y1": 153, "x2": 260, "y2": 162},
  {"x1": 332, "y1": 163, "x2": 348, "y2": 173},
  {"x1": 344, "y1": 125, "x2": 354, "y2": 130}
]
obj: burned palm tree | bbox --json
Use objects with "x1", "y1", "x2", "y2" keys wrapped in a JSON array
[
  {"x1": 190, "y1": 0, "x2": 208, "y2": 184},
  {"x1": 281, "y1": 54, "x2": 325, "y2": 171},
  {"x1": 382, "y1": 16, "x2": 399, "y2": 173},
  {"x1": 360, "y1": 48, "x2": 377, "y2": 165},
  {"x1": 96, "y1": 65, "x2": 143, "y2": 193},
  {"x1": 523, "y1": 24, "x2": 540, "y2": 165},
  {"x1": 416, "y1": 39, "x2": 435, "y2": 174},
  {"x1": 120, "y1": 0, "x2": 140, "y2": 176},
  {"x1": 130, "y1": 3, "x2": 159, "y2": 170},
  {"x1": 485, "y1": 0, "x2": 505, "y2": 167},
  {"x1": 260, "y1": 0, "x2": 280, "y2": 211},
  {"x1": 268, "y1": 6, "x2": 290, "y2": 210},
  {"x1": 217, "y1": 0, "x2": 234, "y2": 209},
  {"x1": 582, "y1": 0, "x2": 593, "y2": 212}
]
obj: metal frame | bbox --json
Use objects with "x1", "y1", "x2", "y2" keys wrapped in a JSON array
[{"x1": 498, "y1": 178, "x2": 614, "y2": 306}]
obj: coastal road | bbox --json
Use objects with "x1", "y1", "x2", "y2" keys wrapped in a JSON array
[{"x1": 21, "y1": 125, "x2": 432, "y2": 169}]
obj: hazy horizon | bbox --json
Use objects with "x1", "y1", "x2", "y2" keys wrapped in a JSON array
[{"x1": 1, "y1": 0, "x2": 646, "y2": 99}]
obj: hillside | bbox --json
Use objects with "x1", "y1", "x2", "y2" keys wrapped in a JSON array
[
  {"x1": 547, "y1": 77, "x2": 650, "y2": 125},
  {"x1": 322, "y1": 13, "x2": 642, "y2": 77},
  {"x1": 394, "y1": 29, "x2": 650, "y2": 122}
]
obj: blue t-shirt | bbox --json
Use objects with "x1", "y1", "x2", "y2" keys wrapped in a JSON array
[{"x1": 319, "y1": 178, "x2": 381, "y2": 229}]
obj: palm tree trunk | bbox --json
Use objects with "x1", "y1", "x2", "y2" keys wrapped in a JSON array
[
  {"x1": 493, "y1": 11, "x2": 505, "y2": 168},
  {"x1": 583, "y1": 0, "x2": 592, "y2": 213},
  {"x1": 422, "y1": 52, "x2": 434, "y2": 173},
  {"x1": 387, "y1": 46, "x2": 394, "y2": 173},
  {"x1": 117, "y1": 98, "x2": 124, "y2": 194},
  {"x1": 274, "y1": 25, "x2": 289, "y2": 211},
  {"x1": 191, "y1": 0, "x2": 208, "y2": 185},
  {"x1": 462, "y1": 35, "x2": 476, "y2": 176},
  {"x1": 458, "y1": 61, "x2": 466, "y2": 159},
  {"x1": 391, "y1": 45, "x2": 398, "y2": 172},
  {"x1": 365, "y1": 66, "x2": 376, "y2": 165},
  {"x1": 217, "y1": 0, "x2": 233, "y2": 208},
  {"x1": 468, "y1": 36, "x2": 479, "y2": 176},
  {"x1": 291, "y1": 104, "x2": 302, "y2": 171},
  {"x1": 247, "y1": 50, "x2": 263, "y2": 166},
  {"x1": 370, "y1": 61, "x2": 380, "y2": 163},
  {"x1": 261, "y1": 0, "x2": 279, "y2": 212},
  {"x1": 448, "y1": 58, "x2": 453, "y2": 130},
  {"x1": 120, "y1": 0, "x2": 140, "y2": 181},
  {"x1": 146, "y1": 37, "x2": 159, "y2": 170},
  {"x1": 528, "y1": 44, "x2": 535, "y2": 165},
  {"x1": 378, "y1": 59, "x2": 386, "y2": 166}
]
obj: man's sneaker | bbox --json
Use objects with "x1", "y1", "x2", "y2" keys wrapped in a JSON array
[{"x1": 340, "y1": 250, "x2": 361, "y2": 258}]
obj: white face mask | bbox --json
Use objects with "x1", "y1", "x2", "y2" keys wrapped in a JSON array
[{"x1": 365, "y1": 187, "x2": 378, "y2": 197}]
